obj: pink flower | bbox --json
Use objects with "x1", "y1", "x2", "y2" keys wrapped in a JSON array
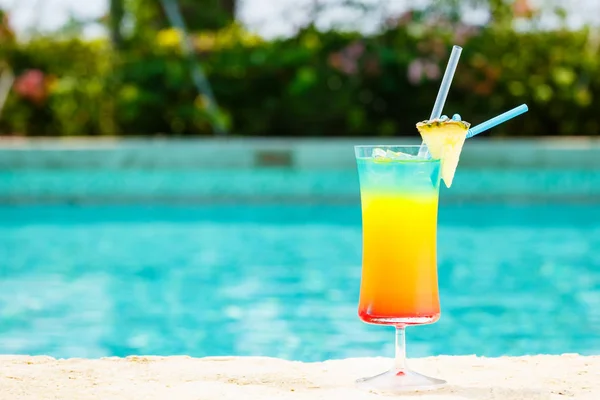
[
  {"x1": 345, "y1": 41, "x2": 365, "y2": 59},
  {"x1": 424, "y1": 62, "x2": 441, "y2": 80},
  {"x1": 14, "y1": 69, "x2": 47, "y2": 105},
  {"x1": 408, "y1": 59, "x2": 441, "y2": 84},
  {"x1": 513, "y1": 0, "x2": 535, "y2": 18},
  {"x1": 408, "y1": 59, "x2": 424, "y2": 85},
  {"x1": 328, "y1": 41, "x2": 365, "y2": 76}
]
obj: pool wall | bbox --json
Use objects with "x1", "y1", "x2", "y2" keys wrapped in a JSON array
[{"x1": 1, "y1": 137, "x2": 599, "y2": 203}]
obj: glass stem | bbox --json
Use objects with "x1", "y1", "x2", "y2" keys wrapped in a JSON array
[{"x1": 394, "y1": 325, "x2": 407, "y2": 371}]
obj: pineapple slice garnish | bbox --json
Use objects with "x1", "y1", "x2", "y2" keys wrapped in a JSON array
[{"x1": 416, "y1": 118, "x2": 471, "y2": 188}]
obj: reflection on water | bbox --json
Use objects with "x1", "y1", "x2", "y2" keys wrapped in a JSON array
[{"x1": 0, "y1": 203, "x2": 599, "y2": 360}]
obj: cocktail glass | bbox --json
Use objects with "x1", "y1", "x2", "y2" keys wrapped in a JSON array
[{"x1": 354, "y1": 144, "x2": 445, "y2": 393}]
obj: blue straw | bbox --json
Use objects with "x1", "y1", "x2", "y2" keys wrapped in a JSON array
[{"x1": 467, "y1": 104, "x2": 529, "y2": 138}]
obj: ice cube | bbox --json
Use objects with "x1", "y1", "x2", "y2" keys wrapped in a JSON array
[
  {"x1": 385, "y1": 150, "x2": 416, "y2": 160},
  {"x1": 372, "y1": 148, "x2": 387, "y2": 158}
]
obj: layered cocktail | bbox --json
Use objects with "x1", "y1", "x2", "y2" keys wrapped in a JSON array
[
  {"x1": 354, "y1": 118, "x2": 470, "y2": 392},
  {"x1": 356, "y1": 146, "x2": 442, "y2": 326}
]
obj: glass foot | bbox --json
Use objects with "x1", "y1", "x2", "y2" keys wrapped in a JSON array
[{"x1": 356, "y1": 368, "x2": 446, "y2": 394}]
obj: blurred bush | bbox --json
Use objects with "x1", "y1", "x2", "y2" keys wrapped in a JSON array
[{"x1": 0, "y1": 8, "x2": 598, "y2": 136}]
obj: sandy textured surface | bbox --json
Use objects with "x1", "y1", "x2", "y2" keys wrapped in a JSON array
[{"x1": 0, "y1": 355, "x2": 598, "y2": 399}]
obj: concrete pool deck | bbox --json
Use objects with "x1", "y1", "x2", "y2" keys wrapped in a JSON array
[{"x1": 1, "y1": 355, "x2": 598, "y2": 399}]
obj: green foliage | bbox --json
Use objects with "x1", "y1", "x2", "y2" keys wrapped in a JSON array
[
  {"x1": 1, "y1": 37, "x2": 115, "y2": 135},
  {"x1": 123, "y1": 0, "x2": 235, "y2": 40},
  {"x1": 1, "y1": 17, "x2": 599, "y2": 136}
]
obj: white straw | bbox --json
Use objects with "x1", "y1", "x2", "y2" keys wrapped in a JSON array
[{"x1": 418, "y1": 45, "x2": 463, "y2": 158}]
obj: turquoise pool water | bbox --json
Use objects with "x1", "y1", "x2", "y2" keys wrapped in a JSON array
[{"x1": 1, "y1": 174, "x2": 599, "y2": 360}]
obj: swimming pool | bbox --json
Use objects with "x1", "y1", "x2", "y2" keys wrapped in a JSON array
[
  {"x1": 1, "y1": 140, "x2": 599, "y2": 361},
  {"x1": 0, "y1": 139, "x2": 600, "y2": 361}
]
